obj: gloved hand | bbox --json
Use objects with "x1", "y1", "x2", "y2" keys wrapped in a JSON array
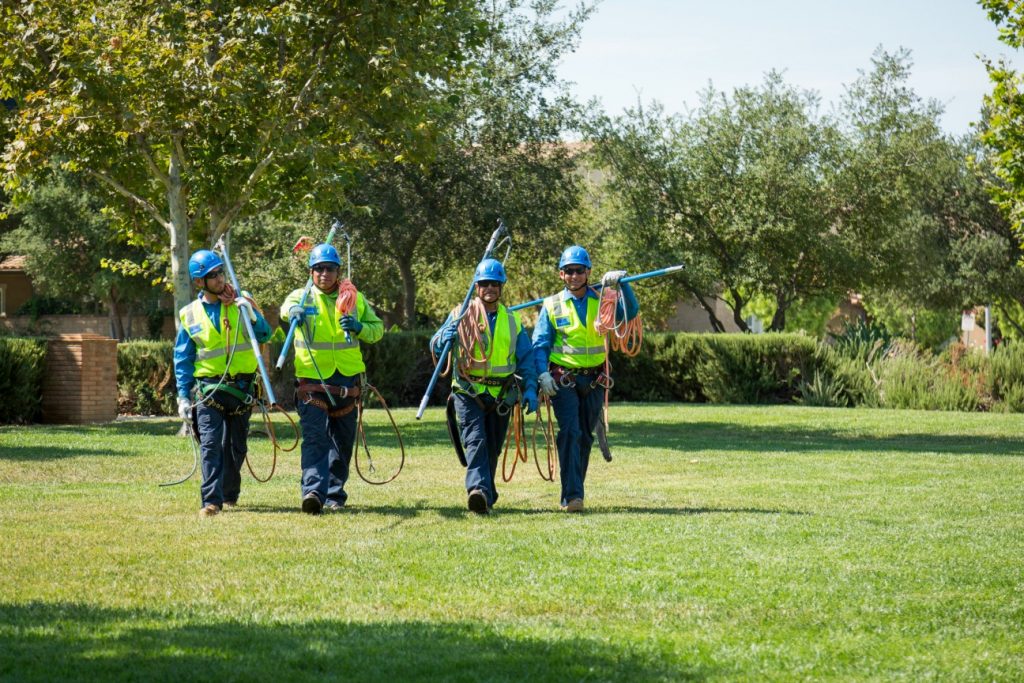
[
  {"x1": 538, "y1": 371, "x2": 557, "y2": 397},
  {"x1": 522, "y1": 388, "x2": 538, "y2": 415},
  {"x1": 234, "y1": 297, "x2": 257, "y2": 323},
  {"x1": 287, "y1": 304, "x2": 306, "y2": 323},
  {"x1": 441, "y1": 322, "x2": 459, "y2": 345},
  {"x1": 177, "y1": 396, "x2": 192, "y2": 421},
  {"x1": 340, "y1": 315, "x2": 363, "y2": 335},
  {"x1": 601, "y1": 270, "x2": 627, "y2": 287}
]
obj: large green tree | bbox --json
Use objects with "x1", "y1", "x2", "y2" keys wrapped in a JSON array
[
  {"x1": 0, "y1": 0, "x2": 481, "y2": 317},
  {"x1": 336, "y1": 0, "x2": 591, "y2": 327},
  {"x1": 590, "y1": 50, "x2": 949, "y2": 332}
]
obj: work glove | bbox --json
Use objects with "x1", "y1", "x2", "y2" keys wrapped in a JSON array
[
  {"x1": 287, "y1": 304, "x2": 306, "y2": 323},
  {"x1": 441, "y1": 322, "x2": 459, "y2": 345},
  {"x1": 601, "y1": 270, "x2": 627, "y2": 287},
  {"x1": 538, "y1": 371, "x2": 558, "y2": 397},
  {"x1": 340, "y1": 315, "x2": 363, "y2": 335},
  {"x1": 234, "y1": 297, "x2": 257, "y2": 323},
  {"x1": 177, "y1": 396, "x2": 192, "y2": 421},
  {"x1": 522, "y1": 388, "x2": 538, "y2": 415}
]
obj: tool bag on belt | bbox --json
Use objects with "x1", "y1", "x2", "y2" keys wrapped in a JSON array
[
  {"x1": 195, "y1": 374, "x2": 256, "y2": 416},
  {"x1": 295, "y1": 378, "x2": 362, "y2": 418}
]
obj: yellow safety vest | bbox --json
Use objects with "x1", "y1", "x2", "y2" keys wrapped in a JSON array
[
  {"x1": 179, "y1": 299, "x2": 257, "y2": 377},
  {"x1": 543, "y1": 290, "x2": 606, "y2": 369},
  {"x1": 455, "y1": 304, "x2": 521, "y2": 398},
  {"x1": 284, "y1": 288, "x2": 368, "y2": 378}
]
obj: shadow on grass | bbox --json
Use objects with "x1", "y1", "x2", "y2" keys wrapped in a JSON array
[
  {"x1": 0, "y1": 601, "x2": 700, "y2": 682},
  {"x1": 0, "y1": 445, "x2": 127, "y2": 461},
  {"x1": 233, "y1": 502, "x2": 805, "y2": 519},
  {"x1": 608, "y1": 420, "x2": 1024, "y2": 458}
]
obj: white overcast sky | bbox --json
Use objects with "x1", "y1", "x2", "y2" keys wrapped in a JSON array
[{"x1": 555, "y1": 0, "x2": 1017, "y2": 134}]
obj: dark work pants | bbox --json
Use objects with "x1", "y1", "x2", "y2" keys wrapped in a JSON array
[
  {"x1": 549, "y1": 375, "x2": 605, "y2": 506},
  {"x1": 297, "y1": 390, "x2": 358, "y2": 506},
  {"x1": 196, "y1": 394, "x2": 252, "y2": 508},
  {"x1": 454, "y1": 392, "x2": 510, "y2": 508}
]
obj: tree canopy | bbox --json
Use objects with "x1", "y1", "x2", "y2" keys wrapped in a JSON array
[{"x1": 0, "y1": 0, "x2": 483, "y2": 316}]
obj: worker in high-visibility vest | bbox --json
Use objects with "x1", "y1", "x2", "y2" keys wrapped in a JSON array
[
  {"x1": 432, "y1": 258, "x2": 538, "y2": 514},
  {"x1": 174, "y1": 249, "x2": 272, "y2": 518},
  {"x1": 280, "y1": 244, "x2": 384, "y2": 515},
  {"x1": 532, "y1": 246, "x2": 638, "y2": 512}
]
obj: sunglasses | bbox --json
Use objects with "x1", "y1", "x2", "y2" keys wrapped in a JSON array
[
  {"x1": 477, "y1": 280, "x2": 502, "y2": 288},
  {"x1": 312, "y1": 264, "x2": 340, "y2": 274},
  {"x1": 205, "y1": 269, "x2": 225, "y2": 279},
  {"x1": 561, "y1": 266, "x2": 587, "y2": 276}
]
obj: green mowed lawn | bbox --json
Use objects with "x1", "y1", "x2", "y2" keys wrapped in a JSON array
[{"x1": 1, "y1": 404, "x2": 1022, "y2": 681}]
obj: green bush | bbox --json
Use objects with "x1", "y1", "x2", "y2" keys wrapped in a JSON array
[
  {"x1": 612, "y1": 333, "x2": 822, "y2": 404},
  {"x1": 876, "y1": 344, "x2": 982, "y2": 412},
  {"x1": 117, "y1": 340, "x2": 176, "y2": 416},
  {"x1": 0, "y1": 337, "x2": 47, "y2": 423}
]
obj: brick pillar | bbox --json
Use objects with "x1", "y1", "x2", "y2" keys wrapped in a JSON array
[{"x1": 40, "y1": 334, "x2": 119, "y2": 424}]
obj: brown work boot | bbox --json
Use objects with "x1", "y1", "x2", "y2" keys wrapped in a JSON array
[
  {"x1": 301, "y1": 492, "x2": 323, "y2": 515},
  {"x1": 198, "y1": 504, "x2": 220, "y2": 518},
  {"x1": 467, "y1": 489, "x2": 489, "y2": 515},
  {"x1": 564, "y1": 498, "x2": 584, "y2": 513}
]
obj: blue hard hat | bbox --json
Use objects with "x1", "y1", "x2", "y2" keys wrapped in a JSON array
[
  {"x1": 558, "y1": 245, "x2": 591, "y2": 269},
  {"x1": 188, "y1": 249, "x2": 224, "y2": 279},
  {"x1": 473, "y1": 258, "x2": 507, "y2": 284},
  {"x1": 309, "y1": 244, "x2": 342, "y2": 268}
]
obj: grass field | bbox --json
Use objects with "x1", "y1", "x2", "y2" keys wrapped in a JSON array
[{"x1": 1, "y1": 404, "x2": 1023, "y2": 681}]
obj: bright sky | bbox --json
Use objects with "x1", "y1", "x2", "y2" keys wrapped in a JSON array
[{"x1": 557, "y1": 0, "x2": 1017, "y2": 134}]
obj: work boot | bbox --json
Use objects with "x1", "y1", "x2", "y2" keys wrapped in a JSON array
[
  {"x1": 301, "y1": 492, "x2": 323, "y2": 515},
  {"x1": 324, "y1": 500, "x2": 344, "y2": 512},
  {"x1": 564, "y1": 498, "x2": 584, "y2": 513},
  {"x1": 467, "y1": 489, "x2": 489, "y2": 514},
  {"x1": 222, "y1": 500, "x2": 237, "y2": 509},
  {"x1": 198, "y1": 504, "x2": 220, "y2": 518}
]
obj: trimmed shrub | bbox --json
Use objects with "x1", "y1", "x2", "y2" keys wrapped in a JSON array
[
  {"x1": 117, "y1": 340, "x2": 176, "y2": 416},
  {"x1": 0, "y1": 337, "x2": 47, "y2": 423},
  {"x1": 612, "y1": 333, "x2": 822, "y2": 404}
]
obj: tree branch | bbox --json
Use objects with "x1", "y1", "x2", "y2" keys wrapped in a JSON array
[
  {"x1": 87, "y1": 169, "x2": 171, "y2": 233},
  {"x1": 132, "y1": 133, "x2": 170, "y2": 187}
]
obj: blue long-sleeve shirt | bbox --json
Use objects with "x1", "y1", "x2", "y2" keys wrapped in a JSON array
[
  {"x1": 531, "y1": 282, "x2": 639, "y2": 375},
  {"x1": 432, "y1": 306, "x2": 538, "y2": 395},
  {"x1": 174, "y1": 295, "x2": 272, "y2": 398}
]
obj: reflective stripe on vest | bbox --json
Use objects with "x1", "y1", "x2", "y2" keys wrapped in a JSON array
[
  {"x1": 543, "y1": 290, "x2": 606, "y2": 369},
  {"x1": 291, "y1": 289, "x2": 366, "y2": 378},
  {"x1": 180, "y1": 300, "x2": 257, "y2": 376},
  {"x1": 456, "y1": 304, "x2": 521, "y2": 398}
]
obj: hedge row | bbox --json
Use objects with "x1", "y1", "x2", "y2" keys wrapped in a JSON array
[
  {"x1": 114, "y1": 332, "x2": 824, "y2": 415},
  {"x1": 46, "y1": 332, "x2": 1024, "y2": 418},
  {"x1": 0, "y1": 337, "x2": 47, "y2": 423}
]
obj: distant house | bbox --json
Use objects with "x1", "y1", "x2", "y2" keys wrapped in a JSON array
[{"x1": 0, "y1": 255, "x2": 33, "y2": 317}]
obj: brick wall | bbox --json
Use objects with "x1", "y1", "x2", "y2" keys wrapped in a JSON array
[{"x1": 41, "y1": 334, "x2": 119, "y2": 424}]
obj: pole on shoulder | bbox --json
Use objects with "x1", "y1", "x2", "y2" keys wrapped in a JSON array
[
  {"x1": 274, "y1": 222, "x2": 341, "y2": 370},
  {"x1": 416, "y1": 220, "x2": 509, "y2": 420},
  {"x1": 507, "y1": 263, "x2": 685, "y2": 312},
  {"x1": 216, "y1": 235, "x2": 277, "y2": 406}
]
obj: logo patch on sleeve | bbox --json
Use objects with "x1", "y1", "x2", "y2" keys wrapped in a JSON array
[
  {"x1": 554, "y1": 316, "x2": 570, "y2": 328},
  {"x1": 304, "y1": 306, "x2": 317, "y2": 316},
  {"x1": 188, "y1": 324, "x2": 202, "y2": 336}
]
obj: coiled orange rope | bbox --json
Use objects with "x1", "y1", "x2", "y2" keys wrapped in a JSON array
[
  {"x1": 594, "y1": 284, "x2": 643, "y2": 433},
  {"x1": 432, "y1": 299, "x2": 494, "y2": 378},
  {"x1": 595, "y1": 286, "x2": 642, "y2": 357},
  {"x1": 335, "y1": 278, "x2": 359, "y2": 317}
]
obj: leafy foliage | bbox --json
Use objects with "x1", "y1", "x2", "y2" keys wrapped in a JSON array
[
  {"x1": 0, "y1": 0, "x2": 484, "y2": 315},
  {"x1": 0, "y1": 337, "x2": 47, "y2": 423}
]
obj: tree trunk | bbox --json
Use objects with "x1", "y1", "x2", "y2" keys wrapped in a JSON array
[
  {"x1": 107, "y1": 285, "x2": 125, "y2": 340},
  {"x1": 397, "y1": 256, "x2": 417, "y2": 329},
  {"x1": 167, "y1": 149, "x2": 191, "y2": 327}
]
